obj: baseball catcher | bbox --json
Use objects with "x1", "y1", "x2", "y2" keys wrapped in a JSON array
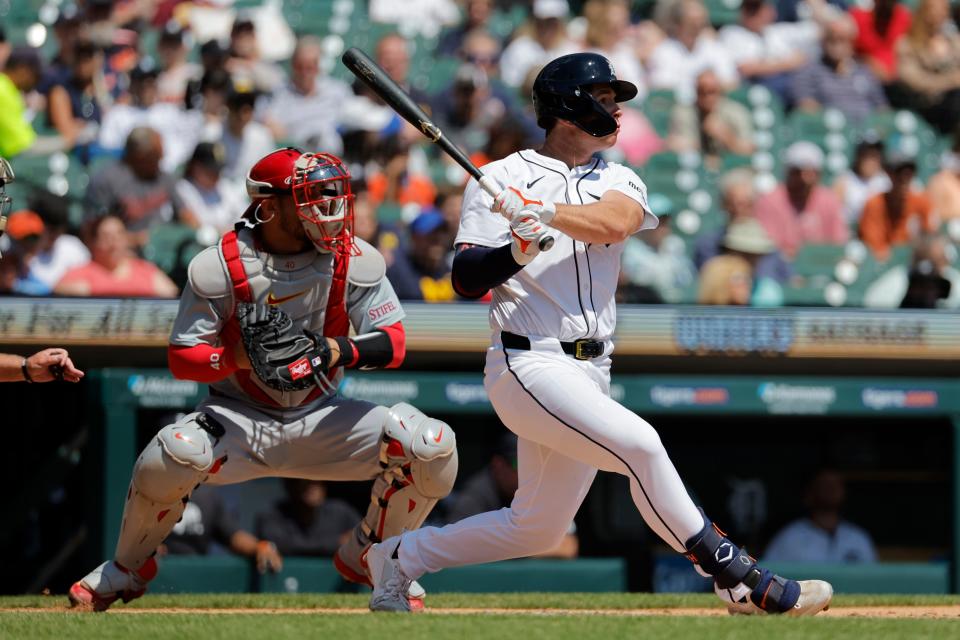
[{"x1": 68, "y1": 148, "x2": 458, "y2": 611}]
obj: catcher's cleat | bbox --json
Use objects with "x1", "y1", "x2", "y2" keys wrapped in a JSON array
[
  {"x1": 68, "y1": 558, "x2": 158, "y2": 612},
  {"x1": 367, "y1": 538, "x2": 414, "y2": 613},
  {"x1": 724, "y1": 573, "x2": 833, "y2": 617},
  {"x1": 334, "y1": 547, "x2": 425, "y2": 611}
]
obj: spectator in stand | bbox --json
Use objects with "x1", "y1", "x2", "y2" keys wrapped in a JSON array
[
  {"x1": 755, "y1": 141, "x2": 848, "y2": 258},
  {"x1": 352, "y1": 183, "x2": 404, "y2": 268},
  {"x1": 162, "y1": 485, "x2": 283, "y2": 574},
  {"x1": 156, "y1": 25, "x2": 200, "y2": 105},
  {"x1": 865, "y1": 233, "x2": 959, "y2": 308},
  {"x1": 438, "y1": 0, "x2": 495, "y2": 57},
  {"x1": 718, "y1": 0, "x2": 807, "y2": 105},
  {"x1": 619, "y1": 195, "x2": 697, "y2": 304},
  {"x1": 54, "y1": 214, "x2": 178, "y2": 297},
  {"x1": 175, "y1": 142, "x2": 246, "y2": 234},
  {"x1": 764, "y1": 468, "x2": 877, "y2": 564},
  {"x1": 45, "y1": 39, "x2": 104, "y2": 151},
  {"x1": 443, "y1": 433, "x2": 578, "y2": 558},
  {"x1": 859, "y1": 145, "x2": 938, "y2": 261},
  {"x1": 894, "y1": 0, "x2": 960, "y2": 134},
  {"x1": 85, "y1": 127, "x2": 188, "y2": 247},
  {"x1": 792, "y1": 15, "x2": 888, "y2": 125},
  {"x1": 98, "y1": 61, "x2": 201, "y2": 172},
  {"x1": 366, "y1": 136, "x2": 437, "y2": 209},
  {"x1": 499, "y1": 0, "x2": 578, "y2": 89},
  {"x1": 697, "y1": 254, "x2": 754, "y2": 305},
  {"x1": 850, "y1": 0, "x2": 913, "y2": 84},
  {"x1": 218, "y1": 88, "x2": 276, "y2": 188},
  {"x1": 255, "y1": 479, "x2": 362, "y2": 557},
  {"x1": 0, "y1": 47, "x2": 43, "y2": 158},
  {"x1": 0, "y1": 210, "x2": 52, "y2": 295},
  {"x1": 386, "y1": 210, "x2": 455, "y2": 301},
  {"x1": 833, "y1": 136, "x2": 891, "y2": 225},
  {"x1": 37, "y1": 4, "x2": 84, "y2": 94},
  {"x1": 928, "y1": 135, "x2": 960, "y2": 220},
  {"x1": 774, "y1": 0, "x2": 849, "y2": 23},
  {"x1": 24, "y1": 190, "x2": 90, "y2": 291},
  {"x1": 718, "y1": 217, "x2": 785, "y2": 306},
  {"x1": 899, "y1": 235, "x2": 956, "y2": 308},
  {"x1": 226, "y1": 15, "x2": 283, "y2": 94},
  {"x1": 667, "y1": 69, "x2": 754, "y2": 164},
  {"x1": 582, "y1": 0, "x2": 647, "y2": 102},
  {"x1": 694, "y1": 168, "x2": 792, "y2": 284},
  {"x1": 375, "y1": 33, "x2": 431, "y2": 107},
  {"x1": 184, "y1": 40, "x2": 230, "y2": 111},
  {"x1": 264, "y1": 36, "x2": 351, "y2": 155},
  {"x1": 647, "y1": 0, "x2": 738, "y2": 103},
  {"x1": 431, "y1": 63, "x2": 509, "y2": 157},
  {"x1": 369, "y1": 0, "x2": 460, "y2": 39},
  {"x1": 192, "y1": 69, "x2": 232, "y2": 141}
]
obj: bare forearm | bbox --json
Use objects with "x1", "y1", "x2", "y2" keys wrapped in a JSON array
[
  {"x1": 229, "y1": 530, "x2": 259, "y2": 556},
  {"x1": 551, "y1": 201, "x2": 642, "y2": 244},
  {"x1": 0, "y1": 354, "x2": 27, "y2": 382}
]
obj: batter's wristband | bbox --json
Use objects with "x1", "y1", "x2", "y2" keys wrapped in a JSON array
[
  {"x1": 334, "y1": 336, "x2": 357, "y2": 367},
  {"x1": 21, "y1": 358, "x2": 32, "y2": 383}
]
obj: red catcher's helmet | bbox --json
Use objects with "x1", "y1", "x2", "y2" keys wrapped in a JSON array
[{"x1": 245, "y1": 148, "x2": 356, "y2": 256}]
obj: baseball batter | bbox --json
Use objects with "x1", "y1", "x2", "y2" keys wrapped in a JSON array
[
  {"x1": 68, "y1": 149, "x2": 458, "y2": 611},
  {"x1": 367, "y1": 53, "x2": 833, "y2": 615}
]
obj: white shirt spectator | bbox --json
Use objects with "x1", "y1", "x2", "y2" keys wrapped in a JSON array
[
  {"x1": 27, "y1": 234, "x2": 90, "y2": 289},
  {"x1": 369, "y1": 0, "x2": 460, "y2": 38},
  {"x1": 588, "y1": 44, "x2": 648, "y2": 104},
  {"x1": 175, "y1": 178, "x2": 248, "y2": 234},
  {"x1": 647, "y1": 36, "x2": 738, "y2": 103},
  {"x1": 219, "y1": 121, "x2": 276, "y2": 186},
  {"x1": 763, "y1": 518, "x2": 878, "y2": 563},
  {"x1": 264, "y1": 76, "x2": 352, "y2": 155},
  {"x1": 499, "y1": 37, "x2": 579, "y2": 88},
  {"x1": 719, "y1": 23, "x2": 810, "y2": 68},
  {"x1": 837, "y1": 169, "x2": 891, "y2": 224},
  {"x1": 621, "y1": 233, "x2": 696, "y2": 303},
  {"x1": 99, "y1": 105, "x2": 203, "y2": 172}
]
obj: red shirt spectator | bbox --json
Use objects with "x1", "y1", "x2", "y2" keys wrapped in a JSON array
[
  {"x1": 54, "y1": 214, "x2": 178, "y2": 298},
  {"x1": 850, "y1": 1, "x2": 913, "y2": 82},
  {"x1": 755, "y1": 142, "x2": 849, "y2": 258}
]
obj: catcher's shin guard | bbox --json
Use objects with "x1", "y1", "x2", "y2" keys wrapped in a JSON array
[
  {"x1": 114, "y1": 417, "x2": 220, "y2": 570},
  {"x1": 336, "y1": 403, "x2": 458, "y2": 583}
]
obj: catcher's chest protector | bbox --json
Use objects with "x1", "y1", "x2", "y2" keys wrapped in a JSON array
[{"x1": 220, "y1": 228, "x2": 350, "y2": 408}]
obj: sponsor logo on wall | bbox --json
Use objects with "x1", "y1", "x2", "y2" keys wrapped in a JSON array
[
  {"x1": 340, "y1": 378, "x2": 419, "y2": 404},
  {"x1": 861, "y1": 388, "x2": 939, "y2": 410},
  {"x1": 650, "y1": 385, "x2": 730, "y2": 408},
  {"x1": 758, "y1": 383, "x2": 836, "y2": 414},
  {"x1": 675, "y1": 314, "x2": 794, "y2": 356},
  {"x1": 127, "y1": 375, "x2": 200, "y2": 407},
  {"x1": 445, "y1": 383, "x2": 489, "y2": 405}
]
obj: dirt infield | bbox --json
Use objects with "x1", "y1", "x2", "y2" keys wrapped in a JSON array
[{"x1": 5, "y1": 605, "x2": 960, "y2": 618}]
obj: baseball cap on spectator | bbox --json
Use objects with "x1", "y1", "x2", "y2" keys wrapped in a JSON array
[
  {"x1": 130, "y1": 59, "x2": 159, "y2": 82},
  {"x1": 5, "y1": 210, "x2": 44, "y2": 241},
  {"x1": 784, "y1": 141, "x2": 824, "y2": 171},
  {"x1": 533, "y1": 0, "x2": 569, "y2": 19},
  {"x1": 227, "y1": 86, "x2": 260, "y2": 110},
  {"x1": 189, "y1": 142, "x2": 226, "y2": 171},
  {"x1": 200, "y1": 39, "x2": 229, "y2": 60},
  {"x1": 410, "y1": 210, "x2": 447, "y2": 235},
  {"x1": 28, "y1": 191, "x2": 71, "y2": 229},
  {"x1": 722, "y1": 217, "x2": 776, "y2": 255},
  {"x1": 231, "y1": 15, "x2": 256, "y2": 36}
]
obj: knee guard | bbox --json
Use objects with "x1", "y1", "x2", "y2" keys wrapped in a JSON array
[
  {"x1": 336, "y1": 404, "x2": 458, "y2": 580},
  {"x1": 114, "y1": 416, "x2": 220, "y2": 569}
]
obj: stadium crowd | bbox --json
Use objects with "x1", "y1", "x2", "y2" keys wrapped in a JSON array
[{"x1": 0, "y1": 0, "x2": 958, "y2": 309}]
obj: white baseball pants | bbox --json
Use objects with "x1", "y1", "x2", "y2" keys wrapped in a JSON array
[{"x1": 398, "y1": 340, "x2": 705, "y2": 579}]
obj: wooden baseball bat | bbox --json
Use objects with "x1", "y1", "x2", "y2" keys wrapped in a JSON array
[{"x1": 341, "y1": 47, "x2": 554, "y2": 252}]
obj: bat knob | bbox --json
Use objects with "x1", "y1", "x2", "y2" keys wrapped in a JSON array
[{"x1": 539, "y1": 235, "x2": 555, "y2": 252}]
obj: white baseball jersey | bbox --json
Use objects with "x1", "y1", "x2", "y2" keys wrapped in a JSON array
[{"x1": 456, "y1": 149, "x2": 658, "y2": 342}]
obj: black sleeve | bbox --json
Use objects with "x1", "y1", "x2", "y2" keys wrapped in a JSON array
[{"x1": 451, "y1": 243, "x2": 524, "y2": 299}]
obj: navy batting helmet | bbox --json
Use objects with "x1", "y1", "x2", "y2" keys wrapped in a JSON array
[{"x1": 532, "y1": 53, "x2": 637, "y2": 137}]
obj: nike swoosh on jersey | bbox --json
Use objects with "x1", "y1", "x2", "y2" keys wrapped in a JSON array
[
  {"x1": 266, "y1": 290, "x2": 308, "y2": 305},
  {"x1": 526, "y1": 175, "x2": 545, "y2": 189},
  {"x1": 586, "y1": 191, "x2": 601, "y2": 200}
]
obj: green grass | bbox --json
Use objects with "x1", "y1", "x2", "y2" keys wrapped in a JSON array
[{"x1": 1, "y1": 594, "x2": 958, "y2": 640}]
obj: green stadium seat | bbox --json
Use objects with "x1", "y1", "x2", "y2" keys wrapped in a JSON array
[
  {"x1": 791, "y1": 243, "x2": 847, "y2": 279},
  {"x1": 703, "y1": 0, "x2": 742, "y2": 27},
  {"x1": 142, "y1": 223, "x2": 205, "y2": 286},
  {"x1": 643, "y1": 89, "x2": 676, "y2": 138}
]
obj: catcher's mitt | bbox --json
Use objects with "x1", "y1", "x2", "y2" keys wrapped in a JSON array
[{"x1": 236, "y1": 302, "x2": 333, "y2": 391}]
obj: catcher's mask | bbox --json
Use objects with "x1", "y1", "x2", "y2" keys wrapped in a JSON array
[{"x1": 292, "y1": 152, "x2": 356, "y2": 256}]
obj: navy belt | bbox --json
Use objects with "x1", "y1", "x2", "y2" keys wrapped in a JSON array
[{"x1": 501, "y1": 331, "x2": 605, "y2": 360}]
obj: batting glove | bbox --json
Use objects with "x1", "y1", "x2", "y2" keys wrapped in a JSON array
[
  {"x1": 510, "y1": 213, "x2": 547, "y2": 265},
  {"x1": 492, "y1": 186, "x2": 557, "y2": 224}
]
